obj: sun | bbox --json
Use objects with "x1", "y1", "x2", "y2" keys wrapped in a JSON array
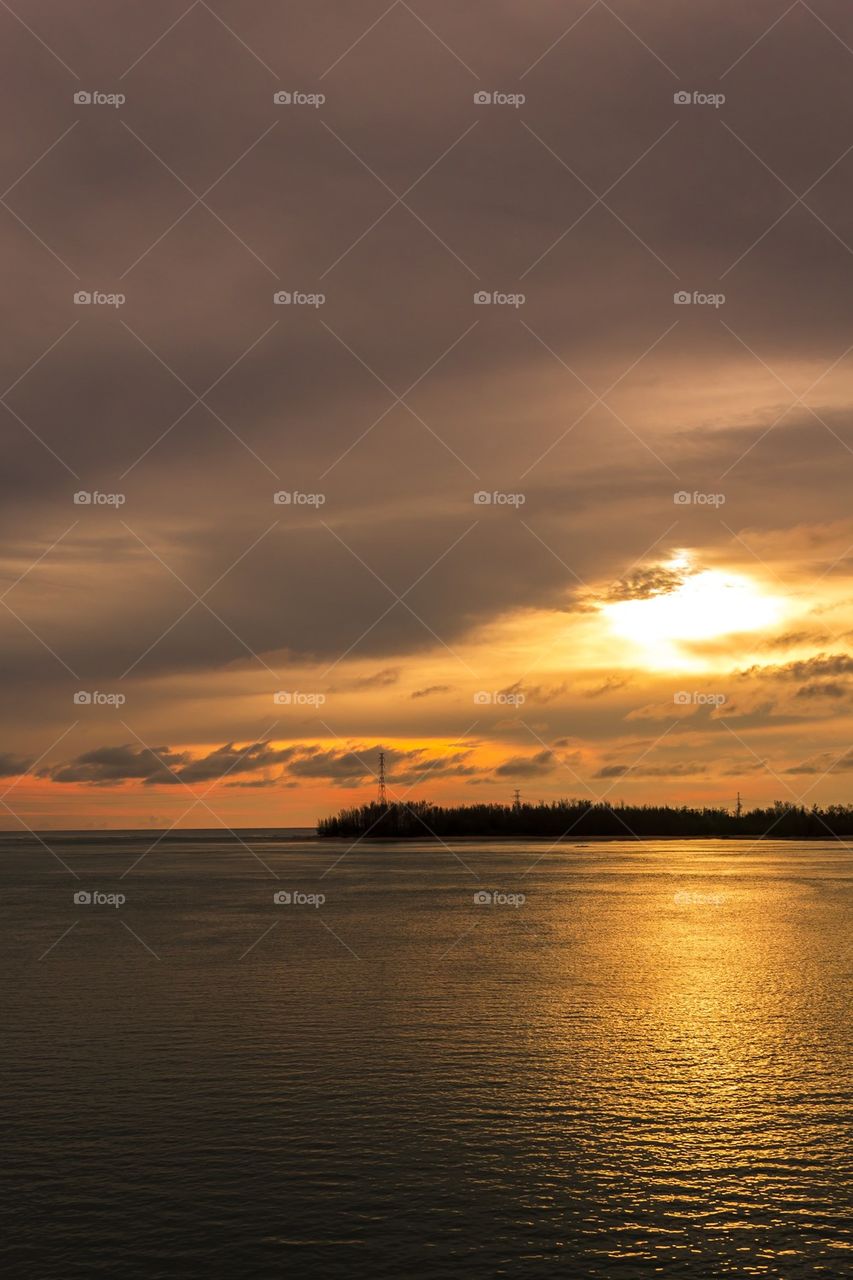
[{"x1": 602, "y1": 556, "x2": 785, "y2": 670}]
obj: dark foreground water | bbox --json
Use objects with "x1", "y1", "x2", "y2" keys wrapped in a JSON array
[{"x1": 0, "y1": 833, "x2": 850, "y2": 1278}]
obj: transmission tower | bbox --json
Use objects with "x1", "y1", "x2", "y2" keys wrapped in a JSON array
[
  {"x1": 513, "y1": 788, "x2": 521, "y2": 809},
  {"x1": 378, "y1": 750, "x2": 387, "y2": 805}
]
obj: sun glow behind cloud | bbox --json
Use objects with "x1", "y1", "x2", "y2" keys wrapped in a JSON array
[{"x1": 602, "y1": 558, "x2": 786, "y2": 671}]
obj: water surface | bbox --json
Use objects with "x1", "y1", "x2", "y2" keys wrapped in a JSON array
[{"x1": 1, "y1": 834, "x2": 850, "y2": 1277}]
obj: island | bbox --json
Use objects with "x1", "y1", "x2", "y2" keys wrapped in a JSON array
[{"x1": 318, "y1": 798, "x2": 853, "y2": 839}]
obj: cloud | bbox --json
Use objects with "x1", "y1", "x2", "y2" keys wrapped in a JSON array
[
  {"x1": 40, "y1": 741, "x2": 296, "y2": 786},
  {"x1": 740, "y1": 654, "x2": 853, "y2": 682},
  {"x1": 225, "y1": 778, "x2": 282, "y2": 789},
  {"x1": 168, "y1": 742, "x2": 301, "y2": 784},
  {"x1": 7, "y1": 0, "x2": 853, "y2": 820},
  {"x1": 794, "y1": 682, "x2": 849, "y2": 700},
  {"x1": 40, "y1": 744, "x2": 190, "y2": 785},
  {"x1": 0, "y1": 753, "x2": 33, "y2": 778},
  {"x1": 37, "y1": 737, "x2": 494, "y2": 792},
  {"x1": 284, "y1": 749, "x2": 375, "y2": 784},
  {"x1": 759, "y1": 630, "x2": 833, "y2": 651},
  {"x1": 785, "y1": 749, "x2": 853, "y2": 775},
  {"x1": 603, "y1": 563, "x2": 690, "y2": 603},
  {"x1": 329, "y1": 668, "x2": 400, "y2": 692},
  {"x1": 516, "y1": 681, "x2": 571, "y2": 705},
  {"x1": 285, "y1": 743, "x2": 481, "y2": 786},
  {"x1": 494, "y1": 749, "x2": 555, "y2": 779},
  {"x1": 583, "y1": 676, "x2": 630, "y2": 698},
  {"x1": 594, "y1": 761, "x2": 708, "y2": 779}
]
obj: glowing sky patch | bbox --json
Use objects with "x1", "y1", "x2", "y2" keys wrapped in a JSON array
[{"x1": 602, "y1": 562, "x2": 785, "y2": 670}]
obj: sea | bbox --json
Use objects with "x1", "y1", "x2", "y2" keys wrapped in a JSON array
[{"x1": 1, "y1": 831, "x2": 850, "y2": 1278}]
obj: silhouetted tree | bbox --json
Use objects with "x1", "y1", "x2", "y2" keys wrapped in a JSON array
[{"x1": 316, "y1": 798, "x2": 853, "y2": 839}]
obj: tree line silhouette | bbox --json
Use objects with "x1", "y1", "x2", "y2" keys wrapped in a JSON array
[{"x1": 317, "y1": 798, "x2": 853, "y2": 839}]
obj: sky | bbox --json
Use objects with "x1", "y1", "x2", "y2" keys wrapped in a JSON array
[{"x1": 4, "y1": 0, "x2": 853, "y2": 828}]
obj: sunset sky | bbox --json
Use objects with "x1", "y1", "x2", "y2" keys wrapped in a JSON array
[{"x1": 4, "y1": 0, "x2": 853, "y2": 827}]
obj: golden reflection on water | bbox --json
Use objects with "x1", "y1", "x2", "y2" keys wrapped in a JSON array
[
  {"x1": 4, "y1": 836, "x2": 848, "y2": 1277},
  {"x1": 478, "y1": 844, "x2": 852, "y2": 1273}
]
